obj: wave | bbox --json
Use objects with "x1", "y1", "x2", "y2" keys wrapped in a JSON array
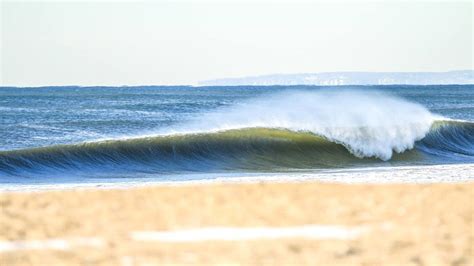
[
  {"x1": 0, "y1": 90, "x2": 473, "y2": 178},
  {"x1": 160, "y1": 90, "x2": 437, "y2": 160},
  {"x1": 1, "y1": 121, "x2": 473, "y2": 177}
]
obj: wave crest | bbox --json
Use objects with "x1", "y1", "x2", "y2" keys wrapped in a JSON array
[{"x1": 168, "y1": 90, "x2": 436, "y2": 160}]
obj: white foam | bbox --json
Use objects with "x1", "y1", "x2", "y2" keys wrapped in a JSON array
[
  {"x1": 166, "y1": 90, "x2": 438, "y2": 160},
  {"x1": 0, "y1": 238, "x2": 104, "y2": 253},
  {"x1": 131, "y1": 225, "x2": 365, "y2": 242}
]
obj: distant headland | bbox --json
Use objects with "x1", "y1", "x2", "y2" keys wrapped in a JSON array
[{"x1": 199, "y1": 70, "x2": 473, "y2": 86}]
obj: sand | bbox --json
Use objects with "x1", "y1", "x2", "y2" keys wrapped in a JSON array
[{"x1": 1, "y1": 181, "x2": 473, "y2": 265}]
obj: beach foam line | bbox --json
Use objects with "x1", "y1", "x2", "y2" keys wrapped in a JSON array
[
  {"x1": 131, "y1": 225, "x2": 366, "y2": 242},
  {"x1": 2, "y1": 163, "x2": 473, "y2": 193},
  {"x1": 0, "y1": 238, "x2": 105, "y2": 252}
]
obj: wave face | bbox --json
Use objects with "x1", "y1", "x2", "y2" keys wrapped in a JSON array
[
  {"x1": 0, "y1": 90, "x2": 473, "y2": 178},
  {"x1": 417, "y1": 120, "x2": 474, "y2": 159}
]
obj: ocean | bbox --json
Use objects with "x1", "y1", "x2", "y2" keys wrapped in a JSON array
[{"x1": 0, "y1": 85, "x2": 473, "y2": 188}]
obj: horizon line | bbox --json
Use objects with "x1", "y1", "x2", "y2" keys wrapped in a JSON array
[{"x1": 1, "y1": 84, "x2": 473, "y2": 89}]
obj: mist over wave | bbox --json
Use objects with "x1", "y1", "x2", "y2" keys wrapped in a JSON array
[{"x1": 167, "y1": 90, "x2": 438, "y2": 160}]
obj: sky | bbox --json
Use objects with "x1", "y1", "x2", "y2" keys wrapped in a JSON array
[{"x1": 1, "y1": 1, "x2": 472, "y2": 86}]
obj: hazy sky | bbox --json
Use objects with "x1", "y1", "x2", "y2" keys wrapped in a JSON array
[{"x1": 1, "y1": 1, "x2": 472, "y2": 86}]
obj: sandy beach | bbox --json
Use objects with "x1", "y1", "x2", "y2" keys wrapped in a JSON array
[{"x1": 1, "y1": 181, "x2": 473, "y2": 265}]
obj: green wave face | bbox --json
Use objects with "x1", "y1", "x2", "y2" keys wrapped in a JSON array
[
  {"x1": 1, "y1": 121, "x2": 473, "y2": 179},
  {"x1": 0, "y1": 128, "x2": 366, "y2": 175}
]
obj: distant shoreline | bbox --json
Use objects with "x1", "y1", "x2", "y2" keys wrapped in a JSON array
[
  {"x1": 1, "y1": 70, "x2": 473, "y2": 88},
  {"x1": 200, "y1": 70, "x2": 474, "y2": 86}
]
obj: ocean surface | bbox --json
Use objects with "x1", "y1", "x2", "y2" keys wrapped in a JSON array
[{"x1": 0, "y1": 85, "x2": 473, "y2": 187}]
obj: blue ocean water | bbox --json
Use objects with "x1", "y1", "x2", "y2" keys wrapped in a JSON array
[{"x1": 0, "y1": 85, "x2": 473, "y2": 183}]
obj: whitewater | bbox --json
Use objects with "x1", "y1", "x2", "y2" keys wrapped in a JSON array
[
  {"x1": 164, "y1": 90, "x2": 438, "y2": 160},
  {"x1": 0, "y1": 85, "x2": 472, "y2": 187}
]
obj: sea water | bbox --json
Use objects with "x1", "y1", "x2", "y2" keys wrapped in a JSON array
[{"x1": 0, "y1": 85, "x2": 472, "y2": 188}]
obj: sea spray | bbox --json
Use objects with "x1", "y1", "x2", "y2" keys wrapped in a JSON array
[{"x1": 168, "y1": 90, "x2": 437, "y2": 160}]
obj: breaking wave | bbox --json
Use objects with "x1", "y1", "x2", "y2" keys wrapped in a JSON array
[{"x1": 0, "y1": 90, "x2": 472, "y2": 178}]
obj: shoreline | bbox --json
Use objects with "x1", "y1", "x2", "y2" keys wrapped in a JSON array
[{"x1": 1, "y1": 163, "x2": 473, "y2": 193}]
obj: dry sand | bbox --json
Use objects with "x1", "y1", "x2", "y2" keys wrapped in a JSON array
[{"x1": 1, "y1": 181, "x2": 473, "y2": 265}]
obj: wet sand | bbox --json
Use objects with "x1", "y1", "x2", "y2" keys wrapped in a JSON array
[{"x1": 1, "y1": 181, "x2": 473, "y2": 265}]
